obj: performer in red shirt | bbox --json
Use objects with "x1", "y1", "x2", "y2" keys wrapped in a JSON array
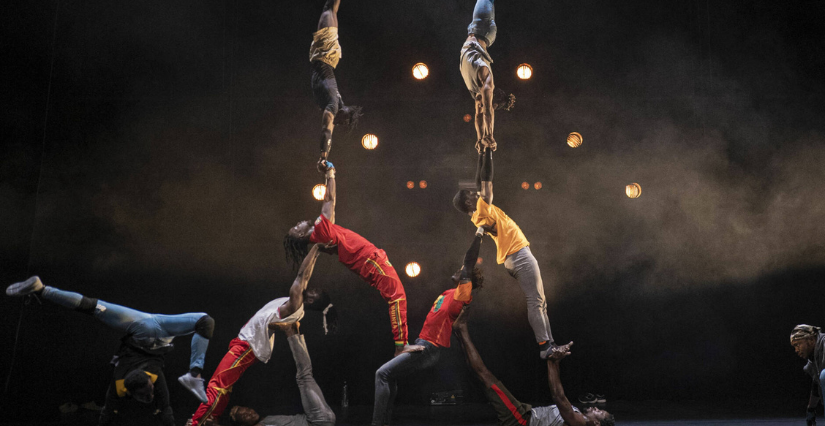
[
  {"x1": 284, "y1": 161, "x2": 419, "y2": 358},
  {"x1": 370, "y1": 229, "x2": 486, "y2": 426}
]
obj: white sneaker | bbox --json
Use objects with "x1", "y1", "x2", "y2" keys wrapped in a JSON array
[
  {"x1": 178, "y1": 373, "x2": 208, "y2": 403},
  {"x1": 6, "y1": 276, "x2": 44, "y2": 297}
]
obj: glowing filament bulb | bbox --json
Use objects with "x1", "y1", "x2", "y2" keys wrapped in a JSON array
[
  {"x1": 567, "y1": 132, "x2": 583, "y2": 148},
  {"x1": 412, "y1": 63, "x2": 429, "y2": 80},
  {"x1": 362, "y1": 134, "x2": 378, "y2": 150},
  {"x1": 626, "y1": 183, "x2": 642, "y2": 199},
  {"x1": 405, "y1": 262, "x2": 421, "y2": 277},
  {"x1": 517, "y1": 64, "x2": 533, "y2": 80},
  {"x1": 312, "y1": 184, "x2": 326, "y2": 201}
]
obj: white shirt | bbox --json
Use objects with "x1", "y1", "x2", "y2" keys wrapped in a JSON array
[
  {"x1": 238, "y1": 297, "x2": 304, "y2": 363},
  {"x1": 529, "y1": 405, "x2": 581, "y2": 426}
]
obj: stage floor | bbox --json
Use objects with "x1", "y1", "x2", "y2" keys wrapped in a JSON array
[{"x1": 1, "y1": 400, "x2": 804, "y2": 425}]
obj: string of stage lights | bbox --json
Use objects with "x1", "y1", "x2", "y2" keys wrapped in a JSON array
[{"x1": 307, "y1": 63, "x2": 644, "y2": 279}]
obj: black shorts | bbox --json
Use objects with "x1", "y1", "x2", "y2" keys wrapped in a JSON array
[
  {"x1": 310, "y1": 60, "x2": 343, "y2": 115},
  {"x1": 484, "y1": 381, "x2": 532, "y2": 426}
]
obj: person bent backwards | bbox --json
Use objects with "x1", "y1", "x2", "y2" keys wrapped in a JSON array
[{"x1": 284, "y1": 161, "x2": 419, "y2": 358}]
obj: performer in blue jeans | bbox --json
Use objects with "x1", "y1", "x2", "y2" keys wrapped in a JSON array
[
  {"x1": 5, "y1": 276, "x2": 214, "y2": 406},
  {"x1": 460, "y1": 0, "x2": 515, "y2": 153}
]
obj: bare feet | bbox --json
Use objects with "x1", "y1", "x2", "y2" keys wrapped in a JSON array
[
  {"x1": 394, "y1": 344, "x2": 425, "y2": 357},
  {"x1": 272, "y1": 321, "x2": 300, "y2": 337},
  {"x1": 548, "y1": 341, "x2": 574, "y2": 362}
]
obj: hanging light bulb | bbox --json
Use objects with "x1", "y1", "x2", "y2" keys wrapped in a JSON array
[
  {"x1": 405, "y1": 262, "x2": 421, "y2": 277},
  {"x1": 626, "y1": 183, "x2": 642, "y2": 199},
  {"x1": 517, "y1": 63, "x2": 533, "y2": 80},
  {"x1": 567, "y1": 132, "x2": 583, "y2": 148},
  {"x1": 412, "y1": 63, "x2": 429, "y2": 80},
  {"x1": 362, "y1": 134, "x2": 378, "y2": 150},
  {"x1": 312, "y1": 184, "x2": 326, "y2": 201}
]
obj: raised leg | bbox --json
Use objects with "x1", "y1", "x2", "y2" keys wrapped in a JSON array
[{"x1": 289, "y1": 334, "x2": 335, "y2": 426}]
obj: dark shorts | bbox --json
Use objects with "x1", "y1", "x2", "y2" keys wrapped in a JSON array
[
  {"x1": 484, "y1": 381, "x2": 532, "y2": 426},
  {"x1": 310, "y1": 60, "x2": 343, "y2": 115}
]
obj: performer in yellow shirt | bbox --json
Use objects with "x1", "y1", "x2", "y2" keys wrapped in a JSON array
[
  {"x1": 452, "y1": 147, "x2": 558, "y2": 359},
  {"x1": 309, "y1": 0, "x2": 362, "y2": 170}
]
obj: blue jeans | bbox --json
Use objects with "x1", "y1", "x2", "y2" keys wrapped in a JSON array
[
  {"x1": 468, "y1": 0, "x2": 497, "y2": 47},
  {"x1": 372, "y1": 338, "x2": 441, "y2": 425},
  {"x1": 41, "y1": 286, "x2": 209, "y2": 370}
]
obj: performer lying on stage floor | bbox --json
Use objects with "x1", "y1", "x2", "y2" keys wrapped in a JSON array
[
  {"x1": 371, "y1": 230, "x2": 485, "y2": 426},
  {"x1": 5, "y1": 276, "x2": 215, "y2": 425},
  {"x1": 310, "y1": 0, "x2": 362, "y2": 168},
  {"x1": 189, "y1": 245, "x2": 335, "y2": 426},
  {"x1": 460, "y1": 0, "x2": 515, "y2": 153},
  {"x1": 284, "y1": 161, "x2": 419, "y2": 358},
  {"x1": 453, "y1": 147, "x2": 559, "y2": 359},
  {"x1": 211, "y1": 321, "x2": 336, "y2": 426},
  {"x1": 453, "y1": 308, "x2": 615, "y2": 426}
]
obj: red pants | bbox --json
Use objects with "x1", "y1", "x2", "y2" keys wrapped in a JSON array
[
  {"x1": 190, "y1": 337, "x2": 257, "y2": 425},
  {"x1": 364, "y1": 253, "x2": 409, "y2": 346}
]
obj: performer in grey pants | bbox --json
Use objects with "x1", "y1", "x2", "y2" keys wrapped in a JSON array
[
  {"x1": 229, "y1": 322, "x2": 335, "y2": 426},
  {"x1": 453, "y1": 147, "x2": 557, "y2": 359}
]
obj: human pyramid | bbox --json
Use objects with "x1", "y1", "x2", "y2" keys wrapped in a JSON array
[{"x1": 5, "y1": 1, "x2": 616, "y2": 426}]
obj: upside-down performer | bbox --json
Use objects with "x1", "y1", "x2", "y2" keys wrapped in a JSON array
[
  {"x1": 460, "y1": 0, "x2": 515, "y2": 153},
  {"x1": 222, "y1": 321, "x2": 336, "y2": 426},
  {"x1": 5, "y1": 276, "x2": 215, "y2": 425},
  {"x1": 453, "y1": 147, "x2": 558, "y2": 359},
  {"x1": 453, "y1": 308, "x2": 615, "y2": 426},
  {"x1": 371, "y1": 230, "x2": 485, "y2": 426},
  {"x1": 189, "y1": 246, "x2": 336, "y2": 426},
  {"x1": 284, "y1": 161, "x2": 418, "y2": 358},
  {"x1": 310, "y1": 0, "x2": 362, "y2": 167}
]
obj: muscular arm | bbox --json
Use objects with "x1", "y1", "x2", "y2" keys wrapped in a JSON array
[
  {"x1": 474, "y1": 99, "x2": 484, "y2": 142},
  {"x1": 546, "y1": 359, "x2": 588, "y2": 426},
  {"x1": 460, "y1": 233, "x2": 483, "y2": 281},
  {"x1": 279, "y1": 245, "x2": 322, "y2": 318},
  {"x1": 98, "y1": 383, "x2": 120, "y2": 426},
  {"x1": 480, "y1": 148, "x2": 493, "y2": 205},
  {"x1": 321, "y1": 166, "x2": 336, "y2": 223},
  {"x1": 320, "y1": 111, "x2": 335, "y2": 160},
  {"x1": 317, "y1": 0, "x2": 340, "y2": 30},
  {"x1": 478, "y1": 67, "x2": 495, "y2": 140},
  {"x1": 810, "y1": 379, "x2": 821, "y2": 409}
]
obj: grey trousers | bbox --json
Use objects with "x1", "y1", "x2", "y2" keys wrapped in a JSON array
[
  {"x1": 504, "y1": 246, "x2": 554, "y2": 344},
  {"x1": 262, "y1": 335, "x2": 336, "y2": 426}
]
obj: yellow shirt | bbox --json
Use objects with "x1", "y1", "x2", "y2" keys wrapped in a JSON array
[
  {"x1": 471, "y1": 198, "x2": 529, "y2": 264},
  {"x1": 309, "y1": 27, "x2": 342, "y2": 68}
]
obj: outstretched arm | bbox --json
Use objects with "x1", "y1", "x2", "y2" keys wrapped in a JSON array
[
  {"x1": 452, "y1": 308, "x2": 497, "y2": 388},
  {"x1": 546, "y1": 344, "x2": 588, "y2": 426},
  {"x1": 478, "y1": 67, "x2": 495, "y2": 142},
  {"x1": 280, "y1": 245, "x2": 322, "y2": 318},
  {"x1": 317, "y1": 0, "x2": 340, "y2": 30},
  {"x1": 319, "y1": 162, "x2": 336, "y2": 223},
  {"x1": 320, "y1": 112, "x2": 335, "y2": 161},
  {"x1": 479, "y1": 148, "x2": 493, "y2": 205}
]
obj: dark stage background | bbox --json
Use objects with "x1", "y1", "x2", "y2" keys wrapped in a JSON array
[{"x1": 2, "y1": 0, "x2": 825, "y2": 422}]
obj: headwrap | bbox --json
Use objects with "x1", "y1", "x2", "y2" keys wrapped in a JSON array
[{"x1": 791, "y1": 324, "x2": 821, "y2": 343}]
